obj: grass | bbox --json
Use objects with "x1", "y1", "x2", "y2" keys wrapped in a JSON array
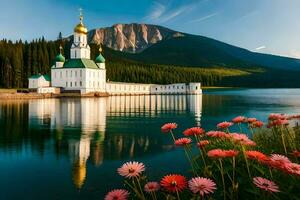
[{"x1": 0, "y1": 89, "x2": 17, "y2": 93}]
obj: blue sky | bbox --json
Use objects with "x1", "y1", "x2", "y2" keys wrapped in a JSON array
[{"x1": 1, "y1": 0, "x2": 300, "y2": 58}]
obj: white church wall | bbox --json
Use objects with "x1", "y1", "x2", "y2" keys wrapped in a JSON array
[
  {"x1": 106, "y1": 82, "x2": 152, "y2": 95},
  {"x1": 28, "y1": 76, "x2": 50, "y2": 89},
  {"x1": 52, "y1": 68, "x2": 85, "y2": 90},
  {"x1": 80, "y1": 68, "x2": 106, "y2": 94}
]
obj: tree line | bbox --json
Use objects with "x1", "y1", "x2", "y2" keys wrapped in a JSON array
[{"x1": 0, "y1": 39, "x2": 227, "y2": 88}]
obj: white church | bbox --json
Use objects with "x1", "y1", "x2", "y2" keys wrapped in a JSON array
[{"x1": 28, "y1": 12, "x2": 202, "y2": 96}]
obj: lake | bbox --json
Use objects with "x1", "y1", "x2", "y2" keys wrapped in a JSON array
[{"x1": 1, "y1": 88, "x2": 300, "y2": 199}]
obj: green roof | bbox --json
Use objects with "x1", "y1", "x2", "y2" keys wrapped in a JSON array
[
  {"x1": 63, "y1": 59, "x2": 99, "y2": 69},
  {"x1": 29, "y1": 74, "x2": 51, "y2": 81},
  {"x1": 55, "y1": 53, "x2": 65, "y2": 62},
  {"x1": 44, "y1": 74, "x2": 51, "y2": 81},
  {"x1": 95, "y1": 53, "x2": 105, "y2": 63}
]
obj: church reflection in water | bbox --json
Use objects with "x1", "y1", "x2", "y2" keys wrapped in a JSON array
[{"x1": 27, "y1": 95, "x2": 202, "y2": 189}]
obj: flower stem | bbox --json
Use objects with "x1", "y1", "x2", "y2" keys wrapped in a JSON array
[
  {"x1": 280, "y1": 127, "x2": 287, "y2": 155},
  {"x1": 219, "y1": 159, "x2": 226, "y2": 200},
  {"x1": 184, "y1": 146, "x2": 197, "y2": 175},
  {"x1": 135, "y1": 177, "x2": 146, "y2": 200},
  {"x1": 170, "y1": 130, "x2": 176, "y2": 142},
  {"x1": 176, "y1": 189, "x2": 181, "y2": 200},
  {"x1": 125, "y1": 180, "x2": 143, "y2": 199},
  {"x1": 241, "y1": 145, "x2": 251, "y2": 179}
]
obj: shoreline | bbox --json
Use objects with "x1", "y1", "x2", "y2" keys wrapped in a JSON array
[{"x1": 0, "y1": 92, "x2": 110, "y2": 99}]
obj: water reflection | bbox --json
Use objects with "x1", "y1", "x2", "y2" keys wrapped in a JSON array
[{"x1": 23, "y1": 95, "x2": 202, "y2": 189}]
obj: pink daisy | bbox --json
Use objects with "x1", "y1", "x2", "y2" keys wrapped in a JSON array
[
  {"x1": 247, "y1": 118, "x2": 257, "y2": 123},
  {"x1": 283, "y1": 163, "x2": 300, "y2": 176},
  {"x1": 197, "y1": 140, "x2": 209, "y2": 148},
  {"x1": 104, "y1": 189, "x2": 129, "y2": 200},
  {"x1": 206, "y1": 131, "x2": 229, "y2": 139},
  {"x1": 175, "y1": 138, "x2": 192, "y2": 146},
  {"x1": 161, "y1": 123, "x2": 177, "y2": 133},
  {"x1": 117, "y1": 161, "x2": 145, "y2": 178},
  {"x1": 253, "y1": 177, "x2": 280, "y2": 193},
  {"x1": 269, "y1": 113, "x2": 286, "y2": 121},
  {"x1": 251, "y1": 120, "x2": 264, "y2": 128},
  {"x1": 273, "y1": 119, "x2": 289, "y2": 126},
  {"x1": 144, "y1": 182, "x2": 160, "y2": 193},
  {"x1": 232, "y1": 116, "x2": 245, "y2": 123},
  {"x1": 217, "y1": 121, "x2": 233, "y2": 129},
  {"x1": 270, "y1": 154, "x2": 291, "y2": 164},
  {"x1": 188, "y1": 177, "x2": 217, "y2": 196},
  {"x1": 183, "y1": 127, "x2": 205, "y2": 136}
]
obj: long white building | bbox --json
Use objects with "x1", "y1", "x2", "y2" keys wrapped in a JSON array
[{"x1": 28, "y1": 12, "x2": 202, "y2": 96}]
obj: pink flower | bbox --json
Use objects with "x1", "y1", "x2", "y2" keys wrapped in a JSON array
[
  {"x1": 269, "y1": 113, "x2": 286, "y2": 121},
  {"x1": 105, "y1": 189, "x2": 129, "y2": 200},
  {"x1": 253, "y1": 177, "x2": 280, "y2": 193},
  {"x1": 230, "y1": 133, "x2": 256, "y2": 146},
  {"x1": 144, "y1": 182, "x2": 160, "y2": 193},
  {"x1": 232, "y1": 116, "x2": 245, "y2": 123},
  {"x1": 197, "y1": 140, "x2": 209, "y2": 148},
  {"x1": 283, "y1": 163, "x2": 300, "y2": 176},
  {"x1": 251, "y1": 120, "x2": 264, "y2": 128},
  {"x1": 207, "y1": 149, "x2": 225, "y2": 158},
  {"x1": 175, "y1": 138, "x2": 192, "y2": 146},
  {"x1": 188, "y1": 177, "x2": 217, "y2": 196},
  {"x1": 206, "y1": 131, "x2": 229, "y2": 139},
  {"x1": 207, "y1": 149, "x2": 239, "y2": 159},
  {"x1": 117, "y1": 161, "x2": 145, "y2": 178},
  {"x1": 273, "y1": 119, "x2": 289, "y2": 126},
  {"x1": 161, "y1": 123, "x2": 177, "y2": 133},
  {"x1": 247, "y1": 118, "x2": 257, "y2": 123},
  {"x1": 217, "y1": 121, "x2": 233, "y2": 129},
  {"x1": 230, "y1": 133, "x2": 249, "y2": 142},
  {"x1": 183, "y1": 127, "x2": 205, "y2": 136},
  {"x1": 270, "y1": 154, "x2": 291, "y2": 164},
  {"x1": 246, "y1": 151, "x2": 270, "y2": 164}
]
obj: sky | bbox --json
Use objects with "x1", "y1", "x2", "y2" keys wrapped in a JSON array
[{"x1": 1, "y1": 0, "x2": 300, "y2": 58}]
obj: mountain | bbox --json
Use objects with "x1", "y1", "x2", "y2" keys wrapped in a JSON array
[
  {"x1": 85, "y1": 23, "x2": 300, "y2": 71},
  {"x1": 89, "y1": 23, "x2": 183, "y2": 53}
]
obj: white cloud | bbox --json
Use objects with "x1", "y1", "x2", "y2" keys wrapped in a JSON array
[
  {"x1": 144, "y1": 1, "x2": 195, "y2": 23},
  {"x1": 255, "y1": 46, "x2": 266, "y2": 51},
  {"x1": 159, "y1": 5, "x2": 193, "y2": 23},
  {"x1": 144, "y1": 2, "x2": 166, "y2": 21},
  {"x1": 189, "y1": 12, "x2": 219, "y2": 23}
]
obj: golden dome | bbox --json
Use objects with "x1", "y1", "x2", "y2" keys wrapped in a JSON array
[{"x1": 74, "y1": 11, "x2": 88, "y2": 34}]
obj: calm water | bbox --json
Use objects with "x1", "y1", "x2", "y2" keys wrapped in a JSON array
[{"x1": 1, "y1": 89, "x2": 300, "y2": 200}]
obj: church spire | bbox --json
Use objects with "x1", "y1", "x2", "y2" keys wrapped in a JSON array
[{"x1": 79, "y1": 8, "x2": 83, "y2": 25}]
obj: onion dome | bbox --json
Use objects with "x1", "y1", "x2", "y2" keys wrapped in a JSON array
[
  {"x1": 55, "y1": 54, "x2": 65, "y2": 62},
  {"x1": 55, "y1": 46, "x2": 65, "y2": 62},
  {"x1": 95, "y1": 45, "x2": 105, "y2": 63},
  {"x1": 74, "y1": 10, "x2": 88, "y2": 34}
]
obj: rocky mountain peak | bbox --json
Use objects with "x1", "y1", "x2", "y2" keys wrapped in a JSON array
[{"x1": 90, "y1": 23, "x2": 181, "y2": 53}]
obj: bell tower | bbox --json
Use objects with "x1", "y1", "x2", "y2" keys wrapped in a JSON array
[{"x1": 70, "y1": 8, "x2": 91, "y2": 59}]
